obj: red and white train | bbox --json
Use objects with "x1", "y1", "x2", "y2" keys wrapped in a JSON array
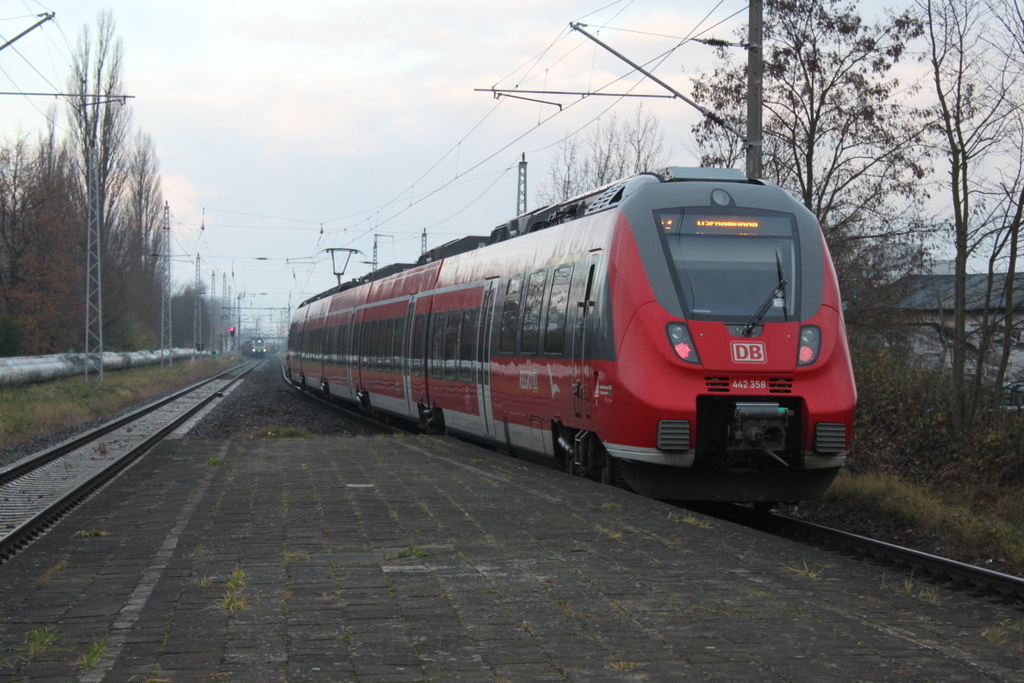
[{"x1": 287, "y1": 167, "x2": 856, "y2": 502}]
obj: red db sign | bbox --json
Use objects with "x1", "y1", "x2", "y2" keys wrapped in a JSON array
[{"x1": 731, "y1": 341, "x2": 767, "y2": 364}]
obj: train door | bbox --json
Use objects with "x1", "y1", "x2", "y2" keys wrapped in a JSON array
[
  {"x1": 571, "y1": 255, "x2": 599, "y2": 419},
  {"x1": 477, "y1": 278, "x2": 500, "y2": 439},
  {"x1": 402, "y1": 298, "x2": 417, "y2": 416}
]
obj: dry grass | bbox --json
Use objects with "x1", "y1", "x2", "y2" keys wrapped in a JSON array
[
  {"x1": 0, "y1": 356, "x2": 238, "y2": 450},
  {"x1": 825, "y1": 470, "x2": 1024, "y2": 568}
]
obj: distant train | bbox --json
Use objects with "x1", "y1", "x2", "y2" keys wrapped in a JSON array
[
  {"x1": 241, "y1": 339, "x2": 271, "y2": 357},
  {"x1": 287, "y1": 167, "x2": 856, "y2": 503}
]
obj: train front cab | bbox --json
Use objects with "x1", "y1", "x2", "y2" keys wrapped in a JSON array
[{"x1": 601, "y1": 171, "x2": 856, "y2": 502}]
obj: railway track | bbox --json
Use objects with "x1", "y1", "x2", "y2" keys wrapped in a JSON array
[
  {"x1": 277, "y1": 359, "x2": 402, "y2": 435},
  {"x1": 766, "y1": 512, "x2": 1024, "y2": 600},
  {"x1": 693, "y1": 503, "x2": 1024, "y2": 601},
  {"x1": 0, "y1": 360, "x2": 259, "y2": 564}
]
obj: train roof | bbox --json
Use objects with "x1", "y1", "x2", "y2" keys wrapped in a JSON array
[{"x1": 297, "y1": 167, "x2": 761, "y2": 310}]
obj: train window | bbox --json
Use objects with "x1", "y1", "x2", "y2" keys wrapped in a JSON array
[
  {"x1": 460, "y1": 308, "x2": 477, "y2": 382},
  {"x1": 361, "y1": 321, "x2": 373, "y2": 369},
  {"x1": 430, "y1": 313, "x2": 445, "y2": 379},
  {"x1": 479, "y1": 287, "x2": 496, "y2": 385},
  {"x1": 521, "y1": 270, "x2": 547, "y2": 355},
  {"x1": 411, "y1": 314, "x2": 426, "y2": 377},
  {"x1": 657, "y1": 207, "x2": 800, "y2": 322},
  {"x1": 545, "y1": 265, "x2": 574, "y2": 354},
  {"x1": 394, "y1": 317, "x2": 406, "y2": 375},
  {"x1": 499, "y1": 301, "x2": 519, "y2": 354},
  {"x1": 499, "y1": 276, "x2": 523, "y2": 355},
  {"x1": 444, "y1": 312, "x2": 460, "y2": 381},
  {"x1": 384, "y1": 319, "x2": 396, "y2": 373},
  {"x1": 340, "y1": 323, "x2": 350, "y2": 365},
  {"x1": 352, "y1": 322, "x2": 361, "y2": 366},
  {"x1": 374, "y1": 320, "x2": 386, "y2": 370}
]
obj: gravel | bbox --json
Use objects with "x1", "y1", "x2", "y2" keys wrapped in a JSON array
[{"x1": 186, "y1": 358, "x2": 382, "y2": 439}]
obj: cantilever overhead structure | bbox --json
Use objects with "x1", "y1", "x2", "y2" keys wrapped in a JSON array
[{"x1": 477, "y1": 7, "x2": 764, "y2": 179}]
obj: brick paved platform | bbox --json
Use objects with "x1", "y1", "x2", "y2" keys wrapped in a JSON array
[{"x1": 1, "y1": 434, "x2": 1023, "y2": 681}]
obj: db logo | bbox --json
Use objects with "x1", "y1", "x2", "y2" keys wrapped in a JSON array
[{"x1": 731, "y1": 341, "x2": 767, "y2": 364}]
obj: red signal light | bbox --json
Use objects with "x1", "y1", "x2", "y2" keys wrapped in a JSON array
[{"x1": 230, "y1": 326, "x2": 236, "y2": 337}]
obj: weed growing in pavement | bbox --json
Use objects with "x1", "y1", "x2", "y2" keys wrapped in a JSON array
[
  {"x1": 682, "y1": 515, "x2": 711, "y2": 529},
  {"x1": 258, "y1": 427, "x2": 310, "y2": 438},
  {"x1": 396, "y1": 544, "x2": 431, "y2": 559},
  {"x1": 73, "y1": 529, "x2": 110, "y2": 538},
  {"x1": 595, "y1": 525, "x2": 624, "y2": 540},
  {"x1": 198, "y1": 574, "x2": 214, "y2": 588},
  {"x1": 24, "y1": 626, "x2": 61, "y2": 661},
  {"x1": 225, "y1": 568, "x2": 246, "y2": 591},
  {"x1": 982, "y1": 626, "x2": 1010, "y2": 645},
  {"x1": 76, "y1": 636, "x2": 107, "y2": 670},
  {"x1": 282, "y1": 550, "x2": 310, "y2": 562},
  {"x1": 602, "y1": 502, "x2": 622, "y2": 511},
  {"x1": 204, "y1": 458, "x2": 224, "y2": 466},
  {"x1": 36, "y1": 561, "x2": 68, "y2": 586},
  {"x1": 607, "y1": 660, "x2": 641, "y2": 671},
  {"x1": 1003, "y1": 618, "x2": 1024, "y2": 633},
  {"x1": 215, "y1": 591, "x2": 249, "y2": 612},
  {"x1": 787, "y1": 561, "x2": 837, "y2": 581},
  {"x1": 917, "y1": 586, "x2": 946, "y2": 606},
  {"x1": 212, "y1": 568, "x2": 249, "y2": 611}
]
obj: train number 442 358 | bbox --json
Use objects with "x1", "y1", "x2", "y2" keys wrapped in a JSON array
[{"x1": 732, "y1": 379, "x2": 767, "y2": 389}]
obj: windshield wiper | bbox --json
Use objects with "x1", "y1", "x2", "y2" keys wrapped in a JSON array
[{"x1": 741, "y1": 252, "x2": 787, "y2": 337}]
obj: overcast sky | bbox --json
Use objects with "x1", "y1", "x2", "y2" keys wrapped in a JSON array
[{"x1": 0, "y1": 0, "x2": 899, "y2": 339}]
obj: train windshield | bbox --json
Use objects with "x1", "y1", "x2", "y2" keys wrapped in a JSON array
[{"x1": 655, "y1": 207, "x2": 800, "y2": 322}]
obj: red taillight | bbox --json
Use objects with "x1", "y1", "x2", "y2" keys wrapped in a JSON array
[
  {"x1": 797, "y1": 326, "x2": 821, "y2": 366},
  {"x1": 667, "y1": 323, "x2": 700, "y2": 364}
]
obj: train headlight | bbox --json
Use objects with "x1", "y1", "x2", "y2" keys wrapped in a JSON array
[
  {"x1": 666, "y1": 323, "x2": 701, "y2": 364},
  {"x1": 797, "y1": 325, "x2": 821, "y2": 366}
]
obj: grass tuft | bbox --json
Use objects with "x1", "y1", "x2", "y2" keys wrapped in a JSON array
[
  {"x1": 73, "y1": 529, "x2": 110, "y2": 538},
  {"x1": 76, "y1": 636, "x2": 107, "y2": 670},
  {"x1": 224, "y1": 568, "x2": 246, "y2": 591},
  {"x1": 36, "y1": 561, "x2": 68, "y2": 586},
  {"x1": 396, "y1": 544, "x2": 431, "y2": 559},
  {"x1": 24, "y1": 626, "x2": 60, "y2": 660},
  {"x1": 258, "y1": 427, "x2": 311, "y2": 438},
  {"x1": 215, "y1": 591, "x2": 249, "y2": 612}
]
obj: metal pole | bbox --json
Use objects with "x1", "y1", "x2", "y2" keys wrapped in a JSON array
[
  {"x1": 84, "y1": 147, "x2": 103, "y2": 382},
  {"x1": 160, "y1": 201, "x2": 172, "y2": 367},
  {"x1": 193, "y1": 254, "x2": 202, "y2": 353},
  {"x1": 745, "y1": 0, "x2": 764, "y2": 179},
  {"x1": 517, "y1": 153, "x2": 527, "y2": 215}
]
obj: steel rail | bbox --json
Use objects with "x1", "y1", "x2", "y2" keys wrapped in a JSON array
[
  {"x1": 0, "y1": 361, "x2": 252, "y2": 486},
  {"x1": 0, "y1": 360, "x2": 260, "y2": 563},
  {"x1": 765, "y1": 512, "x2": 1024, "y2": 600}
]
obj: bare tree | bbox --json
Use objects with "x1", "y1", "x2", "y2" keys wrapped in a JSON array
[
  {"x1": 0, "y1": 131, "x2": 83, "y2": 354},
  {"x1": 921, "y1": 0, "x2": 1023, "y2": 423},
  {"x1": 65, "y1": 10, "x2": 136, "y2": 343},
  {"x1": 110, "y1": 131, "x2": 165, "y2": 349},
  {"x1": 690, "y1": 0, "x2": 930, "y2": 333},
  {"x1": 536, "y1": 104, "x2": 667, "y2": 205}
]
